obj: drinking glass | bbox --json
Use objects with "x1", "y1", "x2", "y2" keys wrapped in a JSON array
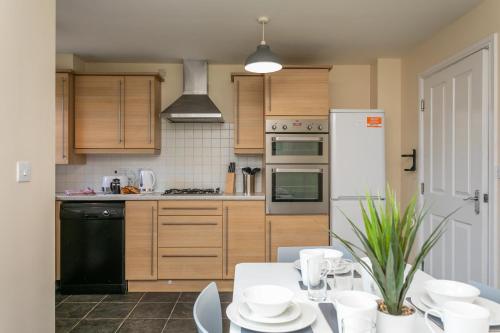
[
  {"x1": 342, "y1": 317, "x2": 376, "y2": 333},
  {"x1": 334, "y1": 259, "x2": 354, "y2": 291},
  {"x1": 307, "y1": 256, "x2": 332, "y2": 301}
]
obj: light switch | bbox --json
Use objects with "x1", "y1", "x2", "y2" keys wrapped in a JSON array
[{"x1": 16, "y1": 161, "x2": 32, "y2": 182}]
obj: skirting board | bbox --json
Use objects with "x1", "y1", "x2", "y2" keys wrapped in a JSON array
[{"x1": 128, "y1": 279, "x2": 234, "y2": 292}]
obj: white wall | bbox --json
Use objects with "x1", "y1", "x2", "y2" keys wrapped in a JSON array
[{"x1": 0, "y1": 0, "x2": 55, "y2": 332}]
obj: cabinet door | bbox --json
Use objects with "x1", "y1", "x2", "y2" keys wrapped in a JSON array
[
  {"x1": 266, "y1": 215, "x2": 329, "y2": 262},
  {"x1": 223, "y1": 201, "x2": 265, "y2": 279},
  {"x1": 234, "y1": 76, "x2": 264, "y2": 153},
  {"x1": 124, "y1": 76, "x2": 157, "y2": 148},
  {"x1": 75, "y1": 75, "x2": 124, "y2": 148},
  {"x1": 55, "y1": 73, "x2": 70, "y2": 164},
  {"x1": 125, "y1": 201, "x2": 158, "y2": 280},
  {"x1": 265, "y1": 69, "x2": 329, "y2": 116}
]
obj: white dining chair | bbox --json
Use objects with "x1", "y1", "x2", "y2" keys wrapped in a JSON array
[
  {"x1": 276, "y1": 245, "x2": 353, "y2": 262},
  {"x1": 193, "y1": 282, "x2": 223, "y2": 333},
  {"x1": 470, "y1": 281, "x2": 500, "y2": 303}
]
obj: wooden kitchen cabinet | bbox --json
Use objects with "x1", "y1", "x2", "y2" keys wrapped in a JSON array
[
  {"x1": 124, "y1": 76, "x2": 161, "y2": 149},
  {"x1": 55, "y1": 72, "x2": 85, "y2": 165},
  {"x1": 125, "y1": 201, "x2": 158, "y2": 280},
  {"x1": 223, "y1": 201, "x2": 266, "y2": 279},
  {"x1": 265, "y1": 68, "x2": 330, "y2": 116},
  {"x1": 266, "y1": 215, "x2": 329, "y2": 262},
  {"x1": 74, "y1": 73, "x2": 162, "y2": 154},
  {"x1": 232, "y1": 75, "x2": 264, "y2": 154},
  {"x1": 158, "y1": 248, "x2": 223, "y2": 280}
]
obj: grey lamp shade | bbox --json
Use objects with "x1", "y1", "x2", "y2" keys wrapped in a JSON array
[{"x1": 244, "y1": 44, "x2": 283, "y2": 73}]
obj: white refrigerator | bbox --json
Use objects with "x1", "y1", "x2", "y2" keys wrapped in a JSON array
[{"x1": 330, "y1": 109, "x2": 386, "y2": 249}]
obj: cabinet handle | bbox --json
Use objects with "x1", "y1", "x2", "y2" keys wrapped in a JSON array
[
  {"x1": 236, "y1": 80, "x2": 240, "y2": 145},
  {"x1": 149, "y1": 80, "x2": 152, "y2": 144},
  {"x1": 118, "y1": 80, "x2": 122, "y2": 143},
  {"x1": 61, "y1": 78, "x2": 66, "y2": 160},
  {"x1": 151, "y1": 205, "x2": 154, "y2": 276},
  {"x1": 161, "y1": 222, "x2": 218, "y2": 226},
  {"x1": 268, "y1": 76, "x2": 272, "y2": 112},
  {"x1": 161, "y1": 254, "x2": 218, "y2": 258},
  {"x1": 268, "y1": 219, "x2": 272, "y2": 262},
  {"x1": 161, "y1": 207, "x2": 218, "y2": 211},
  {"x1": 225, "y1": 206, "x2": 229, "y2": 276}
]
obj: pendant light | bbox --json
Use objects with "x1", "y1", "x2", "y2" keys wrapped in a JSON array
[{"x1": 245, "y1": 17, "x2": 283, "y2": 74}]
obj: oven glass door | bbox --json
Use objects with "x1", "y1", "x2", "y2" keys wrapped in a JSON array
[
  {"x1": 266, "y1": 134, "x2": 328, "y2": 164},
  {"x1": 272, "y1": 168, "x2": 323, "y2": 202}
]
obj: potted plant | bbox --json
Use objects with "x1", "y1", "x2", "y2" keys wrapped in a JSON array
[{"x1": 331, "y1": 187, "x2": 456, "y2": 333}]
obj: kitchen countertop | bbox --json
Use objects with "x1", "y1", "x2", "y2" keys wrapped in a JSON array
[{"x1": 55, "y1": 192, "x2": 265, "y2": 201}]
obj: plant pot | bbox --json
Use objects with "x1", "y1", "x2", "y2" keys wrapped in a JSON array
[{"x1": 376, "y1": 308, "x2": 416, "y2": 333}]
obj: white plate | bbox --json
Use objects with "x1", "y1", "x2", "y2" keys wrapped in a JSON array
[
  {"x1": 238, "y1": 301, "x2": 301, "y2": 324},
  {"x1": 227, "y1": 301, "x2": 316, "y2": 333},
  {"x1": 294, "y1": 259, "x2": 350, "y2": 275},
  {"x1": 416, "y1": 291, "x2": 500, "y2": 325}
]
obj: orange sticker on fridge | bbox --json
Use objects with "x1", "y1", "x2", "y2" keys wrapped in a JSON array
[{"x1": 366, "y1": 116, "x2": 383, "y2": 128}]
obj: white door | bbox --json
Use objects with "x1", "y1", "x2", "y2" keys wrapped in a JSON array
[{"x1": 422, "y1": 49, "x2": 489, "y2": 284}]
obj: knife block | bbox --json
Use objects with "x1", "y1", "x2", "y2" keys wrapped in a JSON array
[{"x1": 224, "y1": 173, "x2": 235, "y2": 194}]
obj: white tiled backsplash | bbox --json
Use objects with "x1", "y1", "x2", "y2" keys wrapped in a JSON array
[{"x1": 56, "y1": 120, "x2": 263, "y2": 193}]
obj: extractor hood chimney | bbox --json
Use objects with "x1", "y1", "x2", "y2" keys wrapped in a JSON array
[{"x1": 161, "y1": 60, "x2": 224, "y2": 123}]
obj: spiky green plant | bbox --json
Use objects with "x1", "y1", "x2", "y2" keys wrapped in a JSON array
[{"x1": 331, "y1": 187, "x2": 457, "y2": 315}]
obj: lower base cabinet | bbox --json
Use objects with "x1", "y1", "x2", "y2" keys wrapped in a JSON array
[
  {"x1": 125, "y1": 201, "x2": 158, "y2": 280},
  {"x1": 266, "y1": 215, "x2": 330, "y2": 262},
  {"x1": 223, "y1": 201, "x2": 266, "y2": 279}
]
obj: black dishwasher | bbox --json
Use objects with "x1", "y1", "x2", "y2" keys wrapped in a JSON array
[{"x1": 60, "y1": 202, "x2": 126, "y2": 294}]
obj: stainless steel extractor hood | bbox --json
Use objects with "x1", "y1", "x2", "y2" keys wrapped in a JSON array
[{"x1": 161, "y1": 60, "x2": 224, "y2": 123}]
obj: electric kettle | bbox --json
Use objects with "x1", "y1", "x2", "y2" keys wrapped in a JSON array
[{"x1": 139, "y1": 169, "x2": 156, "y2": 193}]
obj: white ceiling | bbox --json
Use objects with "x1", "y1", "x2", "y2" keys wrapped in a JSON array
[{"x1": 57, "y1": 0, "x2": 482, "y2": 64}]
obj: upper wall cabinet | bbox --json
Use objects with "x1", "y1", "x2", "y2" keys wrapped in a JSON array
[
  {"x1": 55, "y1": 72, "x2": 86, "y2": 165},
  {"x1": 265, "y1": 68, "x2": 330, "y2": 116},
  {"x1": 74, "y1": 74, "x2": 162, "y2": 154},
  {"x1": 232, "y1": 75, "x2": 264, "y2": 154}
]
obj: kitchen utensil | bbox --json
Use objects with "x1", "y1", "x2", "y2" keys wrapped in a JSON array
[
  {"x1": 334, "y1": 291, "x2": 378, "y2": 333},
  {"x1": 299, "y1": 249, "x2": 324, "y2": 287},
  {"x1": 323, "y1": 249, "x2": 343, "y2": 267},
  {"x1": 307, "y1": 256, "x2": 332, "y2": 302},
  {"x1": 238, "y1": 301, "x2": 301, "y2": 324},
  {"x1": 425, "y1": 280, "x2": 480, "y2": 306},
  {"x1": 226, "y1": 301, "x2": 317, "y2": 333},
  {"x1": 243, "y1": 174, "x2": 255, "y2": 195},
  {"x1": 101, "y1": 174, "x2": 129, "y2": 193},
  {"x1": 425, "y1": 301, "x2": 490, "y2": 333},
  {"x1": 139, "y1": 169, "x2": 156, "y2": 193},
  {"x1": 417, "y1": 290, "x2": 500, "y2": 326},
  {"x1": 242, "y1": 285, "x2": 294, "y2": 318},
  {"x1": 242, "y1": 167, "x2": 252, "y2": 175},
  {"x1": 251, "y1": 167, "x2": 261, "y2": 175},
  {"x1": 333, "y1": 259, "x2": 354, "y2": 291},
  {"x1": 224, "y1": 162, "x2": 236, "y2": 194},
  {"x1": 110, "y1": 178, "x2": 121, "y2": 194}
]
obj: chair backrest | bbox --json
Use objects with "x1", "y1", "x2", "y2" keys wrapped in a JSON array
[
  {"x1": 470, "y1": 281, "x2": 500, "y2": 304},
  {"x1": 276, "y1": 245, "x2": 353, "y2": 262},
  {"x1": 193, "y1": 282, "x2": 223, "y2": 333}
]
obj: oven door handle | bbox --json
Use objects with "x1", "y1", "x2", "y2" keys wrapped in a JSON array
[
  {"x1": 271, "y1": 136, "x2": 323, "y2": 142},
  {"x1": 272, "y1": 168, "x2": 323, "y2": 173}
]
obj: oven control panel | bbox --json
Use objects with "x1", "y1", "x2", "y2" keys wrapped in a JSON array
[{"x1": 265, "y1": 118, "x2": 329, "y2": 133}]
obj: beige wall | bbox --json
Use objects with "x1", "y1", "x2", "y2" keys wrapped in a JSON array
[
  {"x1": 1, "y1": 0, "x2": 55, "y2": 332},
  {"x1": 330, "y1": 65, "x2": 373, "y2": 108},
  {"x1": 401, "y1": 0, "x2": 500, "y2": 204},
  {"x1": 376, "y1": 59, "x2": 402, "y2": 196}
]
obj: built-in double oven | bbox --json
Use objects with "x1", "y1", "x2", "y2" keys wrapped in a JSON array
[{"x1": 265, "y1": 118, "x2": 329, "y2": 214}]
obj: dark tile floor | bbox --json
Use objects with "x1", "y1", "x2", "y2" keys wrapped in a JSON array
[{"x1": 56, "y1": 291, "x2": 233, "y2": 333}]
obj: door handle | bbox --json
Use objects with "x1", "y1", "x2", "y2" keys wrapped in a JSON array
[
  {"x1": 224, "y1": 207, "x2": 229, "y2": 276},
  {"x1": 463, "y1": 189, "x2": 480, "y2": 214},
  {"x1": 151, "y1": 205, "x2": 155, "y2": 276},
  {"x1": 149, "y1": 80, "x2": 152, "y2": 144},
  {"x1": 61, "y1": 78, "x2": 66, "y2": 160}
]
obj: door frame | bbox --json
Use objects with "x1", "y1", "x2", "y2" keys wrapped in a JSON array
[{"x1": 418, "y1": 34, "x2": 498, "y2": 286}]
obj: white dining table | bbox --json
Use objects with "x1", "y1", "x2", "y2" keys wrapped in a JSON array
[{"x1": 229, "y1": 262, "x2": 442, "y2": 333}]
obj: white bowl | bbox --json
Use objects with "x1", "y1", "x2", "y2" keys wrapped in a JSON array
[
  {"x1": 425, "y1": 280, "x2": 480, "y2": 306},
  {"x1": 242, "y1": 285, "x2": 294, "y2": 318},
  {"x1": 323, "y1": 249, "x2": 343, "y2": 266}
]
